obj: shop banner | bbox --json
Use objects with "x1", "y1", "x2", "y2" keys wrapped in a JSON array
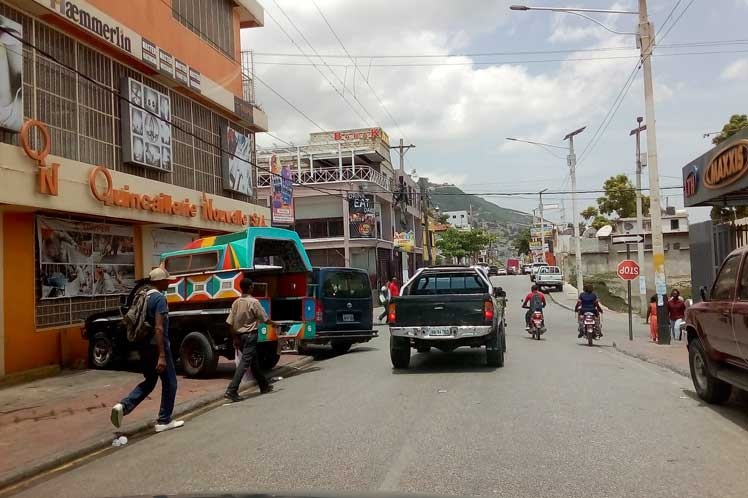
[
  {"x1": 151, "y1": 229, "x2": 196, "y2": 269},
  {"x1": 0, "y1": 15, "x2": 23, "y2": 132},
  {"x1": 120, "y1": 77, "x2": 173, "y2": 172},
  {"x1": 270, "y1": 154, "x2": 294, "y2": 225},
  {"x1": 348, "y1": 193, "x2": 375, "y2": 238},
  {"x1": 37, "y1": 216, "x2": 136, "y2": 299},
  {"x1": 394, "y1": 231, "x2": 415, "y2": 252},
  {"x1": 221, "y1": 125, "x2": 253, "y2": 196}
]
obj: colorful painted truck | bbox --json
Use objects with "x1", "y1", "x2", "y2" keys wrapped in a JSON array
[{"x1": 84, "y1": 227, "x2": 316, "y2": 377}]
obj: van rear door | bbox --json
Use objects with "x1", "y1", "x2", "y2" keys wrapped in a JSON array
[{"x1": 319, "y1": 269, "x2": 373, "y2": 331}]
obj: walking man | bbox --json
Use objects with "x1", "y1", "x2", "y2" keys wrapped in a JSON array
[
  {"x1": 225, "y1": 278, "x2": 273, "y2": 402},
  {"x1": 110, "y1": 268, "x2": 183, "y2": 433},
  {"x1": 378, "y1": 276, "x2": 400, "y2": 321}
]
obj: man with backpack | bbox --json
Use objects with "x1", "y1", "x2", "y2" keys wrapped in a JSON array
[
  {"x1": 110, "y1": 267, "x2": 183, "y2": 433},
  {"x1": 522, "y1": 284, "x2": 546, "y2": 331}
]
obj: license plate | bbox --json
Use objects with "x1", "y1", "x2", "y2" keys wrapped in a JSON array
[
  {"x1": 428, "y1": 327, "x2": 452, "y2": 336},
  {"x1": 342, "y1": 313, "x2": 355, "y2": 322}
]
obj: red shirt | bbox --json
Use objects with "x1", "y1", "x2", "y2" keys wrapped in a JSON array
[
  {"x1": 524, "y1": 291, "x2": 546, "y2": 307},
  {"x1": 388, "y1": 282, "x2": 400, "y2": 297},
  {"x1": 668, "y1": 298, "x2": 686, "y2": 320}
]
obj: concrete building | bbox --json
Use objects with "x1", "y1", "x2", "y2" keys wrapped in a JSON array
[
  {"x1": 0, "y1": 0, "x2": 269, "y2": 378},
  {"x1": 256, "y1": 128, "x2": 423, "y2": 287},
  {"x1": 444, "y1": 210, "x2": 471, "y2": 229}
]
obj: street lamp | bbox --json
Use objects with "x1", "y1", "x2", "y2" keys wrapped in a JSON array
[{"x1": 510, "y1": 0, "x2": 670, "y2": 344}]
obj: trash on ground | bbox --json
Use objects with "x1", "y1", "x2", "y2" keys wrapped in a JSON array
[{"x1": 112, "y1": 436, "x2": 128, "y2": 447}]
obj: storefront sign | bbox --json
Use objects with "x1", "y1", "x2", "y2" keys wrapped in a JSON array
[
  {"x1": 20, "y1": 120, "x2": 59, "y2": 195},
  {"x1": 348, "y1": 193, "x2": 376, "y2": 238},
  {"x1": 704, "y1": 140, "x2": 748, "y2": 189},
  {"x1": 683, "y1": 165, "x2": 698, "y2": 198},
  {"x1": 270, "y1": 155, "x2": 295, "y2": 226},
  {"x1": 120, "y1": 77, "x2": 172, "y2": 172},
  {"x1": 394, "y1": 231, "x2": 415, "y2": 252},
  {"x1": 221, "y1": 126, "x2": 253, "y2": 196},
  {"x1": 49, "y1": 0, "x2": 133, "y2": 53},
  {"x1": 311, "y1": 127, "x2": 390, "y2": 146}
]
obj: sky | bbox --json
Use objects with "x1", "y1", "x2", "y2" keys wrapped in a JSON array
[{"x1": 242, "y1": 0, "x2": 748, "y2": 224}]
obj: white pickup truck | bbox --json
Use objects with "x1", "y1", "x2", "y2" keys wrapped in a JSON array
[{"x1": 535, "y1": 265, "x2": 564, "y2": 292}]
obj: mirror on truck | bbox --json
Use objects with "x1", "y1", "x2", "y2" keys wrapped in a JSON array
[{"x1": 699, "y1": 286, "x2": 709, "y2": 302}]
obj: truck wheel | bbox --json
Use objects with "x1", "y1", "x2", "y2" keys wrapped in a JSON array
[
  {"x1": 258, "y1": 341, "x2": 281, "y2": 370},
  {"x1": 331, "y1": 341, "x2": 353, "y2": 354},
  {"x1": 486, "y1": 329, "x2": 504, "y2": 367},
  {"x1": 689, "y1": 339, "x2": 732, "y2": 404},
  {"x1": 88, "y1": 332, "x2": 115, "y2": 369},
  {"x1": 556, "y1": 285, "x2": 563, "y2": 292},
  {"x1": 180, "y1": 332, "x2": 218, "y2": 378},
  {"x1": 390, "y1": 336, "x2": 410, "y2": 369}
]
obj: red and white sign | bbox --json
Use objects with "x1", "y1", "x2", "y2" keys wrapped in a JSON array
[
  {"x1": 616, "y1": 259, "x2": 640, "y2": 281},
  {"x1": 333, "y1": 128, "x2": 382, "y2": 142}
]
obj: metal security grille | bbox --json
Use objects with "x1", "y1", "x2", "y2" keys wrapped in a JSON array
[
  {"x1": 172, "y1": 0, "x2": 235, "y2": 60},
  {"x1": 0, "y1": 5, "x2": 255, "y2": 328}
]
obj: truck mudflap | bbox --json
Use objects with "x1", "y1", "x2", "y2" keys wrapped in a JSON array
[{"x1": 390, "y1": 325, "x2": 492, "y2": 340}]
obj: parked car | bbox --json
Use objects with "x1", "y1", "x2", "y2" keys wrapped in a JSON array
[
  {"x1": 535, "y1": 265, "x2": 563, "y2": 292},
  {"x1": 530, "y1": 262, "x2": 549, "y2": 282},
  {"x1": 522, "y1": 264, "x2": 533, "y2": 275},
  {"x1": 304, "y1": 267, "x2": 378, "y2": 353},
  {"x1": 387, "y1": 265, "x2": 507, "y2": 369},
  {"x1": 497, "y1": 267, "x2": 508, "y2": 276},
  {"x1": 685, "y1": 247, "x2": 748, "y2": 404},
  {"x1": 489, "y1": 265, "x2": 499, "y2": 276}
]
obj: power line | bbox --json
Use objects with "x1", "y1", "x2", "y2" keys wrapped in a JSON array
[
  {"x1": 252, "y1": 73, "x2": 326, "y2": 132},
  {"x1": 659, "y1": 0, "x2": 698, "y2": 43}
]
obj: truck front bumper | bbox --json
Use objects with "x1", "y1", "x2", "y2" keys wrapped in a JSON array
[{"x1": 390, "y1": 325, "x2": 492, "y2": 340}]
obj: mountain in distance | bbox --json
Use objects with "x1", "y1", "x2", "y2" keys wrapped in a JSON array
[{"x1": 430, "y1": 183, "x2": 531, "y2": 227}]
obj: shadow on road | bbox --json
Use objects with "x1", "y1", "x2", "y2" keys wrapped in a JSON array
[
  {"x1": 306, "y1": 345, "x2": 378, "y2": 362},
  {"x1": 392, "y1": 349, "x2": 497, "y2": 374},
  {"x1": 681, "y1": 388, "x2": 748, "y2": 430}
]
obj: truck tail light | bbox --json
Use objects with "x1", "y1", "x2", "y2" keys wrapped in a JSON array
[
  {"x1": 484, "y1": 300, "x2": 494, "y2": 321},
  {"x1": 388, "y1": 303, "x2": 396, "y2": 323},
  {"x1": 315, "y1": 300, "x2": 323, "y2": 323}
]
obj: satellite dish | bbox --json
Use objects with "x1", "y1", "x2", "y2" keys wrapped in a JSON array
[
  {"x1": 582, "y1": 227, "x2": 597, "y2": 238},
  {"x1": 596, "y1": 225, "x2": 613, "y2": 238}
]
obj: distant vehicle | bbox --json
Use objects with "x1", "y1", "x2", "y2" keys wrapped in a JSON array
[
  {"x1": 685, "y1": 247, "x2": 748, "y2": 404},
  {"x1": 304, "y1": 267, "x2": 378, "y2": 353},
  {"x1": 506, "y1": 258, "x2": 520, "y2": 275},
  {"x1": 530, "y1": 262, "x2": 549, "y2": 282},
  {"x1": 497, "y1": 267, "x2": 508, "y2": 276},
  {"x1": 488, "y1": 265, "x2": 499, "y2": 276},
  {"x1": 535, "y1": 265, "x2": 563, "y2": 292},
  {"x1": 522, "y1": 264, "x2": 533, "y2": 275},
  {"x1": 387, "y1": 266, "x2": 507, "y2": 369}
]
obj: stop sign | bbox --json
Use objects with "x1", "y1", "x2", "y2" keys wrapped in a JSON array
[{"x1": 617, "y1": 259, "x2": 640, "y2": 281}]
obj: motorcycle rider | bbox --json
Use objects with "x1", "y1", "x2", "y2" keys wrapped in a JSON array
[
  {"x1": 575, "y1": 283, "x2": 603, "y2": 338},
  {"x1": 522, "y1": 284, "x2": 546, "y2": 331}
]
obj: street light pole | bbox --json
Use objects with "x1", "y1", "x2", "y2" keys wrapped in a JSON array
[
  {"x1": 564, "y1": 127, "x2": 586, "y2": 294},
  {"x1": 539, "y1": 188, "x2": 548, "y2": 263},
  {"x1": 630, "y1": 117, "x2": 647, "y2": 319}
]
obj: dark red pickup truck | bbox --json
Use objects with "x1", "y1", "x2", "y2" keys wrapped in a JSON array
[{"x1": 686, "y1": 246, "x2": 748, "y2": 404}]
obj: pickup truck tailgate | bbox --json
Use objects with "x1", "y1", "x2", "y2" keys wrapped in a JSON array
[{"x1": 391, "y1": 295, "x2": 489, "y2": 326}]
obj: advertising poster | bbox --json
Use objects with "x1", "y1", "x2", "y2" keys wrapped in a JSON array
[
  {"x1": 348, "y1": 193, "x2": 375, "y2": 238},
  {"x1": 222, "y1": 126, "x2": 253, "y2": 196},
  {"x1": 394, "y1": 231, "x2": 415, "y2": 252},
  {"x1": 151, "y1": 229, "x2": 196, "y2": 269},
  {"x1": 120, "y1": 77, "x2": 172, "y2": 172},
  {"x1": 270, "y1": 154, "x2": 294, "y2": 225},
  {"x1": 37, "y1": 217, "x2": 136, "y2": 299},
  {"x1": 0, "y1": 15, "x2": 23, "y2": 132}
]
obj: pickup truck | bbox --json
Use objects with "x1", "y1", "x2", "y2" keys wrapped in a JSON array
[
  {"x1": 529, "y1": 262, "x2": 548, "y2": 282},
  {"x1": 535, "y1": 265, "x2": 564, "y2": 292},
  {"x1": 387, "y1": 266, "x2": 506, "y2": 369},
  {"x1": 685, "y1": 246, "x2": 748, "y2": 404}
]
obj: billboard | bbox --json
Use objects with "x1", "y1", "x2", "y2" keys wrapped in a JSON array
[
  {"x1": 120, "y1": 77, "x2": 172, "y2": 172},
  {"x1": 348, "y1": 193, "x2": 375, "y2": 238},
  {"x1": 0, "y1": 15, "x2": 23, "y2": 132},
  {"x1": 221, "y1": 126, "x2": 253, "y2": 196},
  {"x1": 394, "y1": 231, "x2": 415, "y2": 252},
  {"x1": 270, "y1": 154, "x2": 294, "y2": 225}
]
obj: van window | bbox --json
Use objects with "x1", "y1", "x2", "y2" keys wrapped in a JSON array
[
  {"x1": 409, "y1": 272, "x2": 488, "y2": 295},
  {"x1": 322, "y1": 271, "x2": 371, "y2": 298}
]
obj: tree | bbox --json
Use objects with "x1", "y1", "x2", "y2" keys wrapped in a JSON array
[
  {"x1": 596, "y1": 174, "x2": 650, "y2": 219},
  {"x1": 435, "y1": 228, "x2": 492, "y2": 262},
  {"x1": 712, "y1": 114, "x2": 748, "y2": 145},
  {"x1": 580, "y1": 206, "x2": 598, "y2": 221},
  {"x1": 513, "y1": 227, "x2": 531, "y2": 256}
]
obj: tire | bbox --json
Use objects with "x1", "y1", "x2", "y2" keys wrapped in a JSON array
[
  {"x1": 416, "y1": 345, "x2": 431, "y2": 353},
  {"x1": 88, "y1": 332, "x2": 115, "y2": 369},
  {"x1": 689, "y1": 339, "x2": 732, "y2": 404},
  {"x1": 258, "y1": 341, "x2": 281, "y2": 370},
  {"x1": 486, "y1": 328, "x2": 504, "y2": 367},
  {"x1": 556, "y1": 285, "x2": 563, "y2": 292},
  {"x1": 587, "y1": 333, "x2": 593, "y2": 346},
  {"x1": 390, "y1": 335, "x2": 411, "y2": 369},
  {"x1": 180, "y1": 331, "x2": 218, "y2": 377},
  {"x1": 331, "y1": 341, "x2": 353, "y2": 354}
]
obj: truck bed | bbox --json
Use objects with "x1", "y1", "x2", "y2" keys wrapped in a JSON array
[{"x1": 390, "y1": 294, "x2": 490, "y2": 327}]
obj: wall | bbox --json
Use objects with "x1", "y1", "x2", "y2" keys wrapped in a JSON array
[{"x1": 294, "y1": 195, "x2": 343, "y2": 220}]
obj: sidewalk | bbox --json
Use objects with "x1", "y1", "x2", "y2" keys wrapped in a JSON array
[
  {"x1": 0, "y1": 353, "x2": 311, "y2": 490},
  {"x1": 548, "y1": 284, "x2": 689, "y2": 377}
]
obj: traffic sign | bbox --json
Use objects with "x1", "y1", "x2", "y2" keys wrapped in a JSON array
[
  {"x1": 617, "y1": 259, "x2": 640, "y2": 281},
  {"x1": 612, "y1": 233, "x2": 644, "y2": 245}
]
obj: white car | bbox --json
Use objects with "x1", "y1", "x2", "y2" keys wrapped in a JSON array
[
  {"x1": 530, "y1": 262, "x2": 549, "y2": 282},
  {"x1": 497, "y1": 267, "x2": 508, "y2": 275}
]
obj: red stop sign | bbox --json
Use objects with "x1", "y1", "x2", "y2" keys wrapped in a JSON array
[{"x1": 617, "y1": 259, "x2": 640, "y2": 281}]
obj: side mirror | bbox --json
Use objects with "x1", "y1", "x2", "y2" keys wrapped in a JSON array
[{"x1": 699, "y1": 286, "x2": 709, "y2": 302}]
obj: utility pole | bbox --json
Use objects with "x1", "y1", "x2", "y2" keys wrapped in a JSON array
[
  {"x1": 638, "y1": 0, "x2": 669, "y2": 344},
  {"x1": 390, "y1": 138, "x2": 415, "y2": 172},
  {"x1": 418, "y1": 177, "x2": 433, "y2": 265},
  {"x1": 539, "y1": 188, "x2": 548, "y2": 263},
  {"x1": 630, "y1": 116, "x2": 647, "y2": 318},
  {"x1": 564, "y1": 126, "x2": 586, "y2": 293}
]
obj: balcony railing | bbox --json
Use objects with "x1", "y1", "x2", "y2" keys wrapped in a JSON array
[{"x1": 257, "y1": 166, "x2": 392, "y2": 191}]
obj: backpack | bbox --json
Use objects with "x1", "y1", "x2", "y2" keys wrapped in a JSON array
[
  {"x1": 530, "y1": 292, "x2": 544, "y2": 312},
  {"x1": 123, "y1": 286, "x2": 159, "y2": 343}
]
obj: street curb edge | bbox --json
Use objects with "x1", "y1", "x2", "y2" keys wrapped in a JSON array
[{"x1": 611, "y1": 341, "x2": 690, "y2": 378}]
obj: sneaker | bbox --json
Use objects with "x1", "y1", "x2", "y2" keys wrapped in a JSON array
[
  {"x1": 578, "y1": 331, "x2": 584, "y2": 338},
  {"x1": 155, "y1": 420, "x2": 184, "y2": 433},
  {"x1": 224, "y1": 392, "x2": 244, "y2": 403},
  {"x1": 110, "y1": 403, "x2": 123, "y2": 428},
  {"x1": 260, "y1": 384, "x2": 274, "y2": 394}
]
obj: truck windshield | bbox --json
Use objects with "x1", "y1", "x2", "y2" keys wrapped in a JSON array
[{"x1": 407, "y1": 272, "x2": 488, "y2": 295}]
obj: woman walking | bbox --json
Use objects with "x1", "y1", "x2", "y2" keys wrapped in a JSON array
[{"x1": 646, "y1": 295, "x2": 658, "y2": 343}]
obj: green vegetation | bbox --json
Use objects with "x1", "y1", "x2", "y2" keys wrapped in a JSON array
[
  {"x1": 436, "y1": 227, "x2": 494, "y2": 261},
  {"x1": 430, "y1": 184, "x2": 532, "y2": 226}
]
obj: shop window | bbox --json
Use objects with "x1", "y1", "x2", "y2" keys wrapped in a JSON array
[
  {"x1": 671, "y1": 219, "x2": 680, "y2": 230},
  {"x1": 172, "y1": 0, "x2": 236, "y2": 59}
]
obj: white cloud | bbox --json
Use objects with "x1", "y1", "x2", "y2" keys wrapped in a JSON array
[{"x1": 721, "y1": 59, "x2": 748, "y2": 81}]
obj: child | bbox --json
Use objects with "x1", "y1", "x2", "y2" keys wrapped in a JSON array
[{"x1": 646, "y1": 295, "x2": 658, "y2": 343}]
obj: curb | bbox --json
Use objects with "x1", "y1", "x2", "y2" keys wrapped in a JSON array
[
  {"x1": 611, "y1": 341, "x2": 690, "y2": 378},
  {"x1": 547, "y1": 290, "x2": 575, "y2": 311},
  {"x1": 0, "y1": 356, "x2": 314, "y2": 494}
]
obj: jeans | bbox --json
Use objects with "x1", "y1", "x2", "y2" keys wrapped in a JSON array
[
  {"x1": 226, "y1": 333, "x2": 268, "y2": 395},
  {"x1": 121, "y1": 341, "x2": 177, "y2": 425}
]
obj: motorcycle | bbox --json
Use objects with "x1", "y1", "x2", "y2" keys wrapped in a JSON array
[
  {"x1": 581, "y1": 312, "x2": 601, "y2": 346},
  {"x1": 529, "y1": 310, "x2": 546, "y2": 340}
]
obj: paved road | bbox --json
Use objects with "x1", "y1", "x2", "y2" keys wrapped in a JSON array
[{"x1": 13, "y1": 276, "x2": 748, "y2": 498}]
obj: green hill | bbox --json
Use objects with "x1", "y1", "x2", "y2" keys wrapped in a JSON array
[{"x1": 430, "y1": 184, "x2": 531, "y2": 227}]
